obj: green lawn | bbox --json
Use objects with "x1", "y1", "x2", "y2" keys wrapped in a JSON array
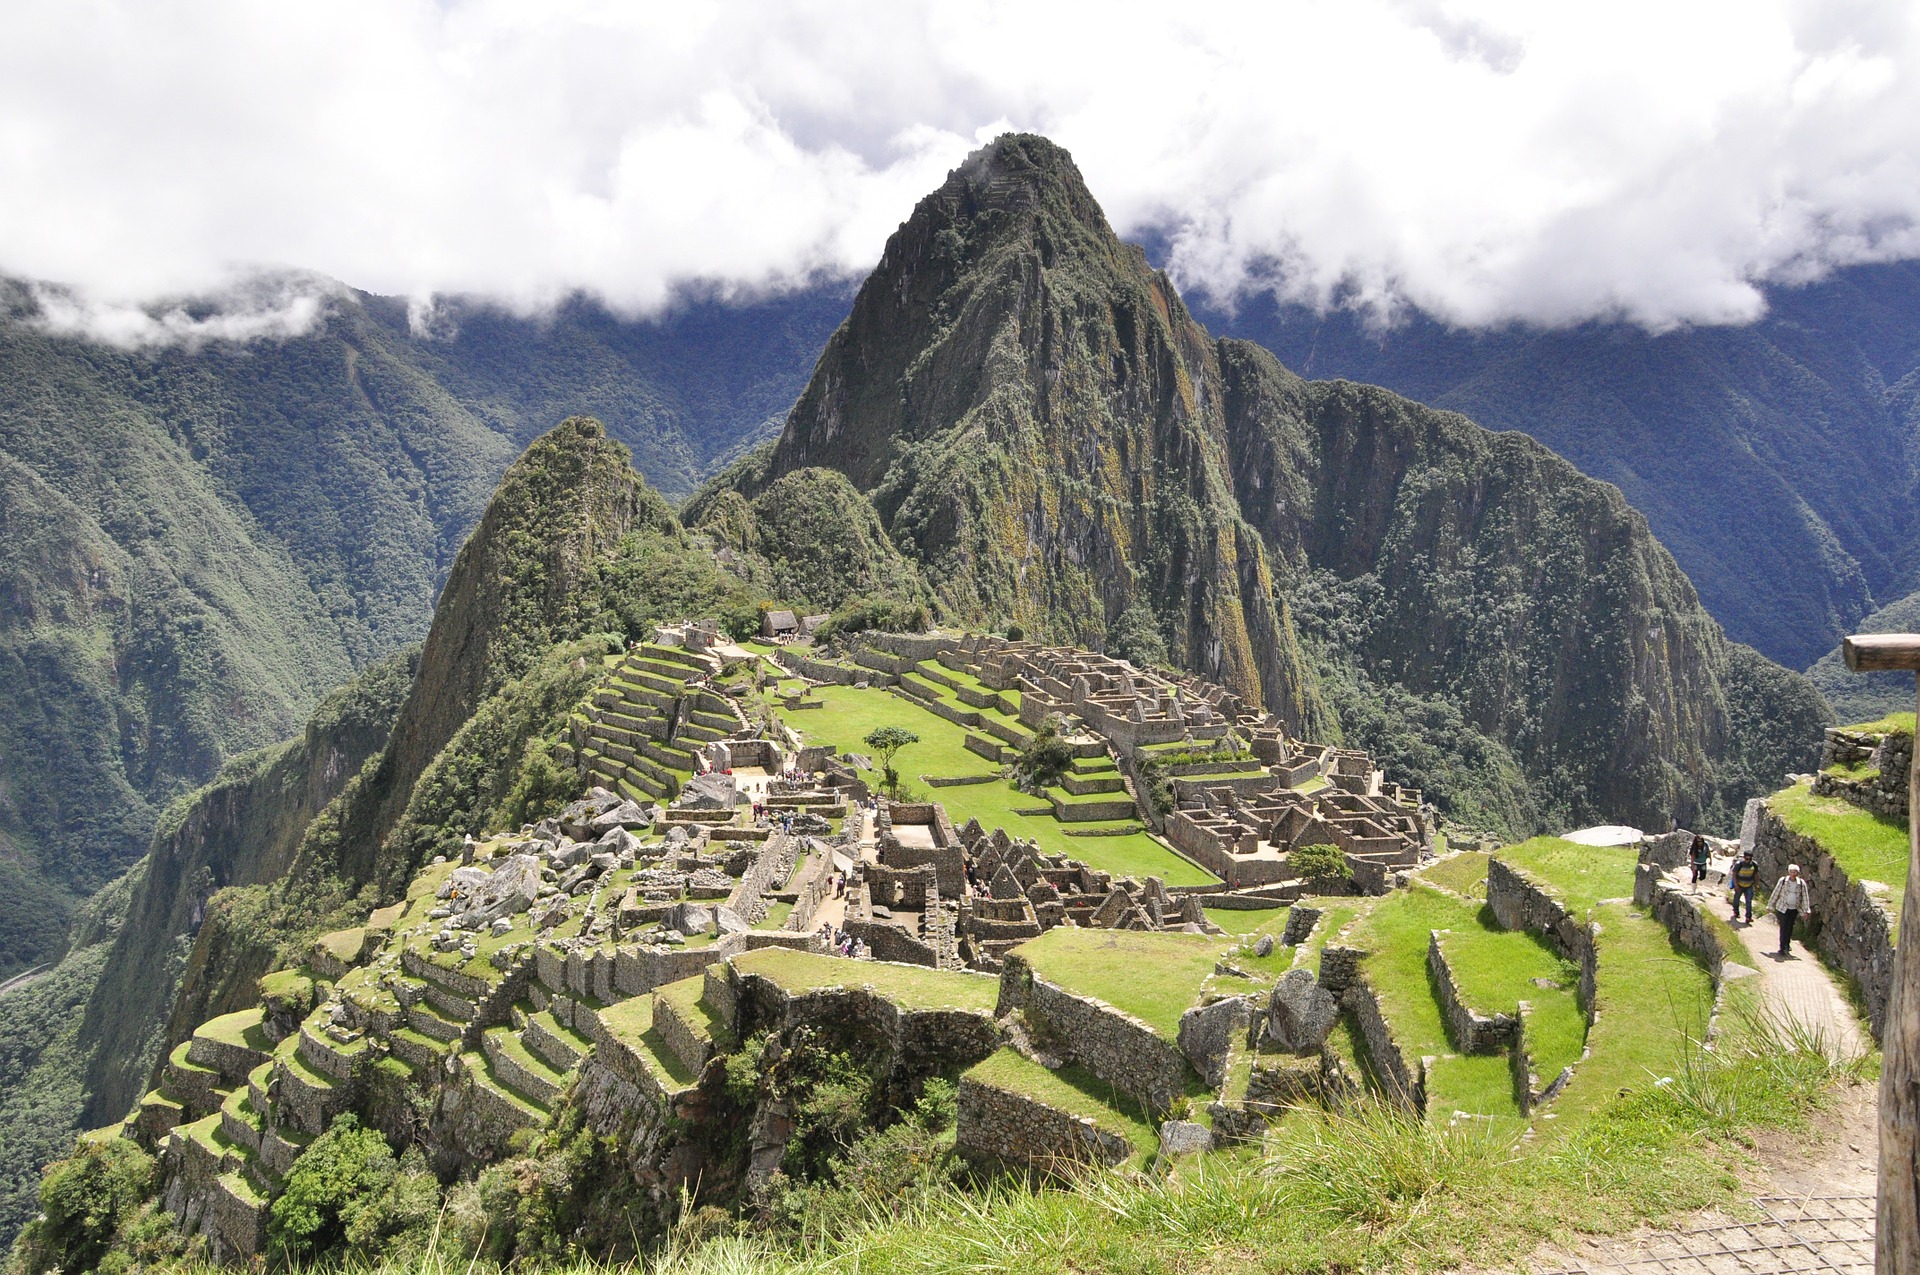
[
  {"x1": 1495, "y1": 838, "x2": 1638, "y2": 912},
  {"x1": 1840, "y1": 710, "x2": 1914, "y2": 735},
  {"x1": 1419, "y1": 851, "x2": 1491, "y2": 899},
  {"x1": 1014, "y1": 928, "x2": 1225, "y2": 1039},
  {"x1": 963, "y1": 1048, "x2": 1158, "y2": 1159},
  {"x1": 595, "y1": 995, "x2": 699, "y2": 1088},
  {"x1": 1434, "y1": 928, "x2": 1586, "y2": 1085},
  {"x1": 729, "y1": 947, "x2": 999, "y2": 1013},
  {"x1": 1552, "y1": 903, "x2": 1716, "y2": 1119},
  {"x1": 194, "y1": 1008, "x2": 272, "y2": 1052},
  {"x1": 1205, "y1": 905, "x2": 1288, "y2": 935},
  {"x1": 1769, "y1": 782, "x2": 1909, "y2": 921},
  {"x1": 1345, "y1": 885, "x2": 1525, "y2": 1123},
  {"x1": 776, "y1": 683, "x2": 1215, "y2": 886}
]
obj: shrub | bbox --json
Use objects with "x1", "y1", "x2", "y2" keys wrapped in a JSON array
[
  {"x1": 1014, "y1": 723, "x2": 1074, "y2": 791},
  {"x1": 269, "y1": 1114, "x2": 400, "y2": 1260},
  {"x1": 1106, "y1": 599, "x2": 1167, "y2": 669}
]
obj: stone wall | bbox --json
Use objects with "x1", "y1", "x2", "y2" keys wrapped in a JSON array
[
  {"x1": 845, "y1": 918, "x2": 940, "y2": 967},
  {"x1": 1748, "y1": 797, "x2": 1899, "y2": 1038},
  {"x1": 997, "y1": 953, "x2": 1195, "y2": 1115},
  {"x1": 955, "y1": 1074, "x2": 1132, "y2": 1175},
  {"x1": 1486, "y1": 858, "x2": 1598, "y2": 1023},
  {"x1": 1633, "y1": 863, "x2": 1730, "y2": 984},
  {"x1": 1815, "y1": 728, "x2": 1912, "y2": 819},
  {"x1": 1342, "y1": 974, "x2": 1424, "y2": 1111}
]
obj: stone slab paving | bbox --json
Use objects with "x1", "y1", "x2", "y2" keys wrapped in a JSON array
[
  {"x1": 1537, "y1": 1195, "x2": 1875, "y2": 1273},
  {"x1": 1700, "y1": 873, "x2": 1868, "y2": 1060}
]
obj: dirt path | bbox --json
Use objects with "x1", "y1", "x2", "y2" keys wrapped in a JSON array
[{"x1": 1519, "y1": 870, "x2": 1877, "y2": 1273}]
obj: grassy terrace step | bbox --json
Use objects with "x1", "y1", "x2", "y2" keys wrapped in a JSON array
[
  {"x1": 1013, "y1": 928, "x2": 1225, "y2": 1039},
  {"x1": 1346, "y1": 883, "x2": 1582, "y2": 1125},
  {"x1": 652, "y1": 975, "x2": 737, "y2": 1073},
  {"x1": 730, "y1": 947, "x2": 1000, "y2": 1013},
  {"x1": 483, "y1": 1027, "x2": 568, "y2": 1108},
  {"x1": 273, "y1": 1037, "x2": 338, "y2": 1096},
  {"x1": 1768, "y1": 781, "x2": 1909, "y2": 921},
  {"x1": 596, "y1": 995, "x2": 701, "y2": 1092},
  {"x1": 963, "y1": 1049, "x2": 1157, "y2": 1161},
  {"x1": 1551, "y1": 902, "x2": 1716, "y2": 1119},
  {"x1": 470, "y1": 1051, "x2": 548, "y2": 1123},
  {"x1": 388, "y1": 1027, "x2": 448, "y2": 1071}
]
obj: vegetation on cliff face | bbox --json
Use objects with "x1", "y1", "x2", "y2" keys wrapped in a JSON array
[
  {"x1": 0, "y1": 875, "x2": 134, "y2": 1245},
  {"x1": 74, "y1": 649, "x2": 415, "y2": 1129},
  {"x1": 1191, "y1": 262, "x2": 1920, "y2": 673},
  {"x1": 699, "y1": 134, "x2": 1826, "y2": 836}
]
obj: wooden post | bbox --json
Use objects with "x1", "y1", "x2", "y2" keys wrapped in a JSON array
[{"x1": 1842, "y1": 634, "x2": 1920, "y2": 1274}]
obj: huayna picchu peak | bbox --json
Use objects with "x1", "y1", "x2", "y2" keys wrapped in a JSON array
[
  {"x1": 696, "y1": 134, "x2": 1825, "y2": 836},
  {"x1": 3, "y1": 130, "x2": 1901, "y2": 1275}
]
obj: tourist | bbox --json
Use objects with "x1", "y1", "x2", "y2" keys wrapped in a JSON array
[
  {"x1": 1729, "y1": 850, "x2": 1759, "y2": 923},
  {"x1": 1771, "y1": 863, "x2": 1812, "y2": 957},
  {"x1": 1688, "y1": 834, "x2": 1711, "y2": 890}
]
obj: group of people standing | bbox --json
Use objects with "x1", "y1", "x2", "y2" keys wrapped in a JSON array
[
  {"x1": 817, "y1": 923, "x2": 867, "y2": 958},
  {"x1": 1688, "y1": 834, "x2": 1810, "y2": 959}
]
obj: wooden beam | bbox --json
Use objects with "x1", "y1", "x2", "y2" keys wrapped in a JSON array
[{"x1": 1842, "y1": 633, "x2": 1920, "y2": 672}]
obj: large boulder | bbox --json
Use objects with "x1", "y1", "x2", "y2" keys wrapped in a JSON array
[
  {"x1": 459, "y1": 855, "x2": 544, "y2": 926},
  {"x1": 714, "y1": 906, "x2": 749, "y2": 936},
  {"x1": 1265, "y1": 969, "x2": 1339, "y2": 1053},
  {"x1": 675, "y1": 773, "x2": 738, "y2": 811},
  {"x1": 672, "y1": 902, "x2": 715, "y2": 935},
  {"x1": 591, "y1": 800, "x2": 654, "y2": 833},
  {"x1": 1178, "y1": 995, "x2": 1253, "y2": 1088}
]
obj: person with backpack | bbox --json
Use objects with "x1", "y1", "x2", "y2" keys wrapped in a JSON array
[
  {"x1": 1729, "y1": 849, "x2": 1759, "y2": 923},
  {"x1": 1771, "y1": 863, "x2": 1812, "y2": 957},
  {"x1": 1688, "y1": 834, "x2": 1711, "y2": 890}
]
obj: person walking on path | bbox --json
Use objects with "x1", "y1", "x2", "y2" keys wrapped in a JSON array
[
  {"x1": 1729, "y1": 849, "x2": 1759, "y2": 923},
  {"x1": 1688, "y1": 834, "x2": 1711, "y2": 890},
  {"x1": 1771, "y1": 862, "x2": 1812, "y2": 957}
]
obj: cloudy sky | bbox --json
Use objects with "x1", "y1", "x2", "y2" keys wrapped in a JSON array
[{"x1": 3, "y1": 0, "x2": 1917, "y2": 341}]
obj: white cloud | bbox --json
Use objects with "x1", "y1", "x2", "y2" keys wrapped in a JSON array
[{"x1": 1, "y1": 0, "x2": 1917, "y2": 338}]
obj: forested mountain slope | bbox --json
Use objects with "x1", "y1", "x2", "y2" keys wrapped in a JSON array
[
  {"x1": 1190, "y1": 266, "x2": 1920, "y2": 672},
  {"x1": 0, "y1": 284, "x2": 838, "y2": 980}
]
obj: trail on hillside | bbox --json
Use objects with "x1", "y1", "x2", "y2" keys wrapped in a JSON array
[{"x1": 1520, "y1": 863, "x2": 1876, "y2": 1274}]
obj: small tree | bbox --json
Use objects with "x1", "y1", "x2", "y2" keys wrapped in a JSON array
[
  {"x1": 1014, "y1": 722, "x2": 1074, "y2": 792},
  {"x1": 863, "y1": 725, "x2": 920, "y2": 799},
  {"x1": 1289, "y1": 843, "x2": 1350, "y2": 893}
]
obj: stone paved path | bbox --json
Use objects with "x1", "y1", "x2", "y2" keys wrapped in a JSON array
[
  {"x1": 1537, "y1": 1196, "x2": 1876, "y2": 1273},
  {"x1": 1696, "y1": 865, "x2": 1868, "y2": 1060}
]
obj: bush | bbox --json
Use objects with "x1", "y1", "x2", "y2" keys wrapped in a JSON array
[
  {"x1": 1014, "y1": 723, "x2": 1074, "y2": 791},
  {"x1": 269, "y1": 1115, "x2": 400, "y2": 1260},
  {"x1": 1290, "y1": 843, "x2": 1350, "y2": 890},
  {"x1": 11, "y1": 1138, "x2": 157, "y2": 1275}
]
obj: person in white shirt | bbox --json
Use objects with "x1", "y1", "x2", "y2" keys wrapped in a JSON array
[{"x1": 1770, "y1": 863, "x2": 1812, "y2": 957}]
